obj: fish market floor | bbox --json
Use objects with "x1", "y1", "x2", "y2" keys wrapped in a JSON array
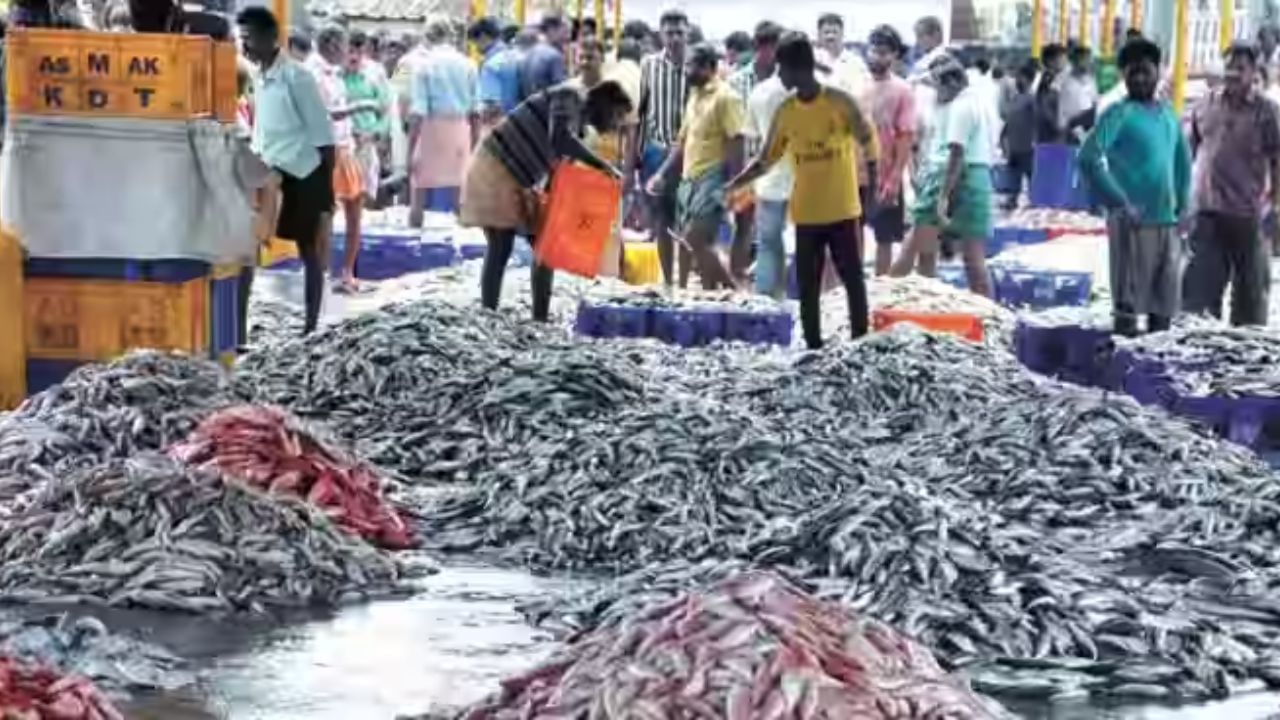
[{"x1": 116, "y1": 565, "x2": 582, "y2": 719}]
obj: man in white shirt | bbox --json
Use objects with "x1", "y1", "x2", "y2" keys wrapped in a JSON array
[
  {"x1": 892, "y1": 53, "x2": 996, "y2": 298},
  {"x1": 744, "y1": 74, "x2": 794, "y2": 298},
  {"x1": 909, "y1": 16, "x2": 949, "y2": 168},
  {"x1": 1058, "y1": 44, "x2": 1098, "y2": 142},
  {"x1": 815, "y1": 13, "x2": 870, "y2": 97}
]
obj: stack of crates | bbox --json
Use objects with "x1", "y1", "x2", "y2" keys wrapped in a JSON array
[{"x1": 22, "y1": 258, "x2": 239, "y2": 393}]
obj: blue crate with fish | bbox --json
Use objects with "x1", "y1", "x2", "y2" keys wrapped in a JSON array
[
  {"x1": 992, "y1": 267, "x2": 1092, "y2": 309},
  {"x1": 723, "y1": 309, "x2": 792, "y2": 347},
  {"x1": 1170, "y1": 395, "x2": 1280, "y2": 448},
  {"x1": 991, "y1": 164, "x2": 1021, "y2": 195},
  {"x1": 456, "y1": 237, "x2": 533, "y2": 267},
  {"x1": 652, "y1": 307, "x2": 726, "y2": 348},
  {"x1": 24, "y1": 358, "x2": 86, "y2": 395},
  {"x1": 24, "y1": 257, "x2": 210, "y2": 282},
  {"x1": 985, "y1": 227, "x2": 1022, "y2": 257},
  {"x1": 574, "y1": 301, "x2": 652, "y2": 339},
  {"x1": 1058, "y1": 325, "x2": 1115, "y2": 387}
]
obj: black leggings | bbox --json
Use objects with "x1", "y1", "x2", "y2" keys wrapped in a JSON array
[
  {"x1": 480, "y1": 229, "x2": 553, "y2": 322},
  {"x1": 795, "y1": 219, "x2": 869, "y2": 350},
  {"x1": 297, "y1": 235, "x2": 326, "y2": 333}
]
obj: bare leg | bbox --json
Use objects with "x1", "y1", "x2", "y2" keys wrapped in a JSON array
[
  {"x1": 960, "y1": 238, "x2": 992, "y2": 298},
  {"x1": 341, "y1": 199, "x2": 361, "y2": 287},
  {"x1": 409, "y1": 187, "x2": 426, "y2": 229},
  {"x1": 685, "y1": 218, "x2": 734, "y2": 290},
  {"x1": 890, "y1": 224, "x2": 941, "y2": 277},
  {"x1": 480, "y1": 229, "x2": 516, "y2": 310},
  {"x1": 874, "y1": 242, "x2": 894, "y2": 276}
]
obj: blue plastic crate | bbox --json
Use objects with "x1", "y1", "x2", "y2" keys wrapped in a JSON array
[
  {"x1": 1013, "y1": 322, "x2": 1068, "y2": 376},
  {"x1": 1029, "y1": 143, "x2": 1092, "y2": 211},
  {"x1": 724, "y1": 310, "x2": 793, "y2": 346},
  {"x1": 25, "y1": 258, "x2": 210, "y2": 282},
  {"x1": 1060, "y1": 326, "x2": 1114, "y2": 387},
  {"x1": 209, "y1": 267, "x2": 241, "y2": 360},
  {"x1": 575, "y1": 301, "x2": 651, "y2": 339},
  {"x1": 1019, "y1": 228, "x2": 1049, "y2": 245},
  {"x1": 423, "y1": 187, "x2": 461, "y2": 213},
  {"x1": 333, "y1": 231, "x2": 458, "y2": 280},
  {"x1": 458, "y1": 243, "x2": 488, "y2": 262},
  {"x1": 994, "y1": 268, "x2": 1093, "y2": 309},
  {"x1": 987, "y1": 227, "x2": 1022, "y2": 257},
  {"x1": 652, "y1": 308, "x2": 726, "y2": 347},
  {"x1": 25, "y1": 359, "x2": 84, "y2": 395}
]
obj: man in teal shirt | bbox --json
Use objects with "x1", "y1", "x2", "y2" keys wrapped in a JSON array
[{"x1": 1078, "y1": 37, "x2": 1191, "y2": 337}]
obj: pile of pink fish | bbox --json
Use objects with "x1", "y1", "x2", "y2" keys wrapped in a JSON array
[
  {"x1": 169, "y1": 405, "x2": 415, "y2": 549},
  {"x1": 0, "y1": 658, "x2": 121, "y2": 720},
  {"x1": 464, "y1": 572, "x2": 1008, "y2": 719}
]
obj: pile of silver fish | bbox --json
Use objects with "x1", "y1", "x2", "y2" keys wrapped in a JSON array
[
  {"x1": 465, "y1": 571, "x2": 1009, "y2": 719},
  {"x1": 0, "y1": 351, "x2": 235, "y2": 505},
  {"x1": 0, "y1": 453, "x2": 406, "y2": 613},
  {"x1": 0, "y1": 613, "x2": 191, "y2": 696},
  {"x1": 1118, "y1": 322, "x2": 1280, "y2": 398}
]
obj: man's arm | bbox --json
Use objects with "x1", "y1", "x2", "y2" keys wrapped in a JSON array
[
  {"x1": 727, "y1": 102, "x2": 787, "y2": 192},
  {"x1": 828, "y1": 85, "x2": 879, "y2": 207},
  {"x1": 292, "y1": 68, "x2": 336, "y2": 151},
  {"x1": 625, "y1": 60, "x2": 653, "y2": 181},
  {"x1": 1076, "y1": 105, "x2": 1131, "y2": 211},
  {"x1": 1173, "y1": 111, "x2": 1193, "y2": 221}
]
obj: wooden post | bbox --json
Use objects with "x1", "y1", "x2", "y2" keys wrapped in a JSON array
[
  {"x1": 470, "y1": 0, "x2": 486, "y2": 62},
  {"x1": 612, "y1": 0, "x2": 622, "y2": 57},
  {"x1": 1130, "y1": 0, "x2": 1143, "y2": 34},
  {"x1": 1173, "y1": 0, "x2": 1188, "y2": 112},
  {"x1": 594, "y1": 0, "x2": 604, "y2": 42},
  {"x1": 1078, "y1": 0, "x2": 1089, "y2": 45},
  {"x1": 1102, "y1": 0, "x2": 1117, "y2": 56},
  {"x1": 514, "y1": 0, "x2": 525, "y2": 25},
  {"x1": 1220, "y1": 0, "x2": 1234, "y2": 53},
  {"x1": 1058, "y1": 0, "x2": 1069, "y2": 44},
  {"x1": 0, "y1": 230, "x2": 24, "y2": 409},
  {"x1": 273, "y1": 0, "x2": 288, "y2": 41},
  {"x1": 1032, "y1": 0, "x2": 1044, "y2": 58}
]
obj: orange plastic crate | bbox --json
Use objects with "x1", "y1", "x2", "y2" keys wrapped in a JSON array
[
  {"x1": 23, "y1": 275, "x2": 210, "y2": 361},
  {"x1": 6, "y1": 28, "x2": 222, "y2": 120},
  {"x1": 871, "y1": 309, "x2": 984, "y2": 342}
]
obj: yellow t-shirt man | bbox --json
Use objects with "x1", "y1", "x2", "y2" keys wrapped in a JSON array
[
  {"x1": 764, "y1": 86, "x2": 879, "y2": 226},
  {"x1": 679, "y1": 78, "x2": 746, "y2": 180}
]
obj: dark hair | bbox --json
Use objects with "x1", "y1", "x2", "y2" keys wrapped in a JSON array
[
  {"x1": 1117, "y1": 37, "x2": 1161, "y2": 69},
  {"x1": 754, "y1": 20, "x2": 783, "y2": 47},
  {"x1": 540, "y1": 12, "x2": 565, "y2": 32},
  {"x1": 1125, "y1": 28, "x2": 1143, "y2": 40},
  {"x1": 1068, "y1": 44, "x2": 1091, "y2": 62},
  {"x1": 991, "y1": 65, "x2": 1004, "y2": 80},
  {"x1": 969, "y1": 44, "x2": 990, "y2": 72},
  {"x1": 581, "y1": 17, "x2": 597, "y2": 33},
  {"x1": 618, "y1": 37, "x2": 643, "y2": 62},
  {"x1": 236, "y1": 6, "x2": 279, "y2": 37},
  {"x1": 817, "y1": 13, "x2": 842, "y2": 30},
  {"x1": 775, "y1": 31, "x2": 815, "y2": 72},
  {"x1": 658, "y1": 9, "x2": 687, "y2": 28},
  {"x1": 1017, "y1": 59, "x2": 1038, "y2": 81},
  {"x1": 688, "y1": 42, "x2": 719, "y2": 69},
  {"x1": 286, "y1": 26, "x2": 311, "y2": 53},
  {"x1": 724, "y1": 31, "x2": 752, "y2": 53},
  {"x1": 468, "y1": 16, "x2": 502, "y2": 41},
  {"x1": 585, "y1": 79, "x2": 635, "y2": 116},
  {"x1": 688, "y1": 24, "x2": 704, "y2": 44},
  {"x1": 348, "y1": 28, "x2": 368, "y2": 49},
  {"x1": 502, "y1": 23, "x2": 519, "y2": 43},
  {"x1": 1225, "y1": 40, "x2": 1260, "y2": 66},
  {"x1": 1041, "y1": 42, "x2": 1066, "y2": 62},
  {"x1": 316, "y1": 24, "x2": 345, "y2": 48},
  {"x1": 622, "y1": 19, "x2": 650, "y2": 40},
  {"x1": 915, "y1": 15, "x2": 942, "y2": 38},
  {"x1": 867, "y1": 24, "x2": 903, "y2": 55}
]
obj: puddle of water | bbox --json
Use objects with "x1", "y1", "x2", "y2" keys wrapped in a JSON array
[{"x1": 120, "y1": 566, "x2": 588, "y2": 720}]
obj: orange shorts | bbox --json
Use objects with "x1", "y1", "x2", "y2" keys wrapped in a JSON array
[{"x1": 332, "y1": 146, "x2": 364, "y2": 202}]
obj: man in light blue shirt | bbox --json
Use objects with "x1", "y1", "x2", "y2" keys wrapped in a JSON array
[
  {"x1": 237, "y1": 6, "x2": 334, "y2": 335},
  {"x1": 408, "y1": 19, "x2": 477, "y2": 224},
  {"x1": 469, "y1": 16, "x2": 521, "y2": 125}
]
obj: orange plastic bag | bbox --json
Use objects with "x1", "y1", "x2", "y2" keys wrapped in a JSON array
[{"x1": 535, "y1": 163, "x2": 622, "y2": 277}]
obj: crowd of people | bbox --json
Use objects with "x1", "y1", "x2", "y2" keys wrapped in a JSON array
[{"x1": 15, "y1": 0, "x2": 1276, "y2": 347}]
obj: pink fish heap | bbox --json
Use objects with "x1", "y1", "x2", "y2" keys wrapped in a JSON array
[
  {"x1": 169, "y1": 405, "x2": 415, "y2": 550},
  {"x1": 464, "y1": 572, "x2": 1009, "y2": 719},
  {"x1": 0, "y1": 658, "x2": 122, "y2": 720}
]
